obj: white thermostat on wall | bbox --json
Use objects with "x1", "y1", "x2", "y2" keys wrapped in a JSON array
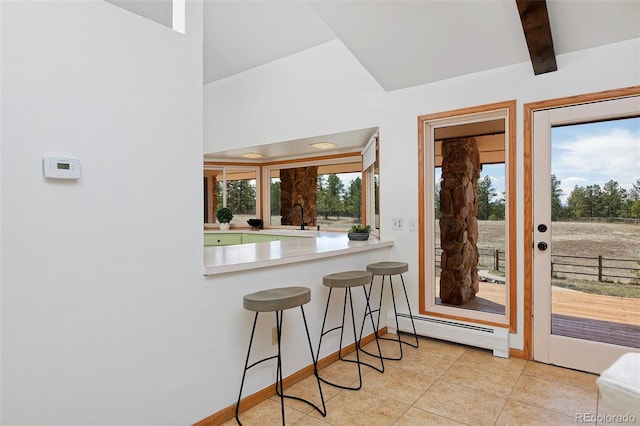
[{"x1": 43, "y1": 157, "x2": 81, "y2": 179}]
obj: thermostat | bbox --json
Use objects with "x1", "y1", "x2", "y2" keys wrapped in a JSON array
[{"x1": 43, "y1": 157, "x2": 81, "y2": 179}]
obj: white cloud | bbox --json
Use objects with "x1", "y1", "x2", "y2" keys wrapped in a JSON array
[
  {"x1": 557, "y1": 176, "x2": 588, "y2": 202},
  {"x1": 552, "y1": 126, "x2": 639, "y2": 200}
]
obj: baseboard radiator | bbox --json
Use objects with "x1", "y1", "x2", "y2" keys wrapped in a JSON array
[{"x1": 387, "y1": 312, "x2": 510, "y2": 358}]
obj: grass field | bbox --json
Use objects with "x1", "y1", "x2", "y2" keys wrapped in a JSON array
[{"x1": 442, "y1": 220, "x2": 640, "y2": 298}]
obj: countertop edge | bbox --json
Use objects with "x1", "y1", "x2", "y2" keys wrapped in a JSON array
[{"x1": 203, "y1": 237, "x2": 394, "y2": 276}]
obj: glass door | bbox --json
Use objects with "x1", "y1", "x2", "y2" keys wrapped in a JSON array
[{"x1": 532, "y1": 96, "x2": 640, "y2": 374}]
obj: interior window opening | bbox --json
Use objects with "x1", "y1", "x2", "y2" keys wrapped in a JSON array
[{"x1": 203, "y1": 130, "x2": 380, "y2": 233}]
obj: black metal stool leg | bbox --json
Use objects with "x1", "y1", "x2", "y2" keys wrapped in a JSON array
[
  {"x1": 276, "y1": 307, "x2": 326, "y2": 416},
  {"x1": 317, "y1": 287, "x2": 362, "y2": 390},
  {"x1": 358, "y1": 275, "x2": 385, "y2": 342},
  {"x1": 236, "y1": 312, "x2": 262, "y2": 425},
  {"x1": 398, "y1": 274, "x2": 419, "y2": 349},
  {"x1": 317, "y1": 287, "x2": 383, "y2": 391},
  {"x1": 356, "y1": 282, "x2": 385, "y2": 371},
  {"x1": 237, "y1": 307, "x2": 327, "y2": 426},
  {"x1": 358, "y1": 276, "x2": 380, "y2": 346},
  {"x1": 348, "y1": 287, "x2": 384, "y2": 373},
  {"x1": 275, "y1": 310, "x2": 285, "y2": 425},
  {"x1": 360, "y1": 275, "x2": 402, "y2": 361},
  {"x1": 360, "y1": 273, "x2": 419, "y2": 361},
  {"x1": 316, "y1": 287, "x2": 334, "y2": 364},
  {"x1": 299, "y1": 305, "x2": 326, "y2": 416}
]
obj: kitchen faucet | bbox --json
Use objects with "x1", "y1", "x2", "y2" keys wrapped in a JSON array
[{"x1": 291, "y1": 203, "x2": 306, "y2": 230}]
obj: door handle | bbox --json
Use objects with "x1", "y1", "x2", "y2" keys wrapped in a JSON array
[{"x1": 537, "y1": 242, "x2": 548, "y2": 251}]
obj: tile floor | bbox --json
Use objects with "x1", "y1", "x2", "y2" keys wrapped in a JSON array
[{"x1": 227, "y1": 334, "x2": 609, "y2": 425}]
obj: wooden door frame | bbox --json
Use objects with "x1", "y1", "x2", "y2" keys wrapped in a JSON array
[{"x1": 522, "y1": 85, "x2": 640, "y2": 360}]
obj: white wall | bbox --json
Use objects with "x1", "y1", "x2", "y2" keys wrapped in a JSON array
[
  {"x1": 203, "y1": 39, "x2": 387, "y2": 153},
  {"x1": 0, "y1": 6, "x2": 391, "y2": 424},
  {"x1": 205, "y1": 37, "x2": 640, "y2": 352},
  {"x1": 0, "y1": 1, "x2": 206, "y2": 424}
]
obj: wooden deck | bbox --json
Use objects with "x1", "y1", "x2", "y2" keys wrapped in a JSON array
[
  {"x1": 551, "y1": 286, "x2": 640, "y2": 348},
  {"x1": 435, "y1": 281, "x2": 506, "y2": 314},
  {"x1": 436, "y1": 281, "x2": 640, "y2": 348}
]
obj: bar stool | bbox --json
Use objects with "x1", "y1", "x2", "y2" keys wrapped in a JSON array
[
  {"x1": 235, "y1": 286, "x2": 326, "y2": 425},
  {"x1": 360, "y1": 261, "x2": 419, "y2": 361},
  {"x1": 316, "y1": 270, "x2": 384, "y2": 391}
]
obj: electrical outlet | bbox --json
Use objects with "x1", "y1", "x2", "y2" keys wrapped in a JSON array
[
  {"x1": 392, "y1": 217, "x2": 404, "y2": 230},
  {"x1": 407, "y1": 218, "x2": 417, "y2": 231},
  {"x1": 272, "y1": 327, "x2": 277, "y2": 345}
]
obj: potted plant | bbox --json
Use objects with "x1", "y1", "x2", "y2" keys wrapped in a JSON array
[
  {"x1": 348, "y1": 224, "x2": 371, "y2": 241},
  {"x1": 216, "y1": 206, "x2": 233, "y2": 231}
]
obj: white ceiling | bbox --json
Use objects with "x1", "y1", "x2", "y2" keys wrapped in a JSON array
[
  {"x1": 110, "y1": 0, "x2": 640, "y2": 159},
  {"x1": 200, "y1": 0, "x2": 638, "y2": 160},
  {"x1": 203, "y1": 127, "x2": 379, "y2": 162},
  {"x1": 203, "y1": 0, "x2": 640, "y2": 90}
]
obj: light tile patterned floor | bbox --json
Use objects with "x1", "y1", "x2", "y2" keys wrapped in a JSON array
[{"x1": 227, "y1": 334, "x2": 609, "y2": 425}]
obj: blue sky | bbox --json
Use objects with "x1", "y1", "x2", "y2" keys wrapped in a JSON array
[
  {"x1": 431, "y1": 117, "x2": 639, "y2": 204},
  {"x1": 551, "y1": 117, "x2": 640, "y2": 203}
]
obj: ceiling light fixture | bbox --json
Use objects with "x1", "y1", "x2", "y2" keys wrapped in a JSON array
[
  {"x1": 311, "y1": 142, "x2": 337, "y2": 150},
  {"x1": 241, "y1": 152, "x2": 263, "y2": 159}
]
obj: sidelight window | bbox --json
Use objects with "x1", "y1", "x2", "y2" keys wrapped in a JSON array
[{"x1": 418, "y1": 101, "x2": 516, "y2": 329}]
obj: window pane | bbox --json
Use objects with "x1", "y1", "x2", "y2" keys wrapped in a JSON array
[
  {"x1": 374, "y1": 166, "x2": 380, "y2": 230},
  {"x1": 225, "y1": 168, "x2": 257, "y2": 224},
  {"x1": 549, "y1": 117, "x2": 640, "y2": 347},
  {"x1": 204, "y1": 167, "x2": 258, "y2": 225},
  {"x1": 203, "y1": 168, "x2": 222, "y2": 224},
  {"x1": 270, "y1": 171, "x2": 281, "y2": 225},
  {"x1": 317, "y1": 171, "x2": 362, "y2": 229},
  {"x1": 267, "y1": 161, "x2": 362, "y2": 230},
  {"x1": 433, "y1": 122, "x2": 507, "y2": 315}
]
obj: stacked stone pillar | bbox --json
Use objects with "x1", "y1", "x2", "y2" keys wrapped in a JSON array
[
  {"x1": 280, "y1": 167, "x2": 318, "y2": 227},
  {"x1": 439, "y1": 138, "x2": 480, "y2": 305}
]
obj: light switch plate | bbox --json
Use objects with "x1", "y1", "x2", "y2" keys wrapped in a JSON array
[
  {"x1": 407, "y1": 218, "x2": 417, "y2": 231},
  {"x1": 392, "y1": 217, "x2": 404, "y2": 230}
]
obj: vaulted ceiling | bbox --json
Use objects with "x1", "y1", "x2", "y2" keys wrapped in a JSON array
[
  {"x1": 203, "y1": 0, "x2": 640, "y2": 91},
  {"x1": 105, "y1": 0, "x2": 639, "y2": 159}
]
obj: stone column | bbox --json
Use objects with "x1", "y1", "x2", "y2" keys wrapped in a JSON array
[
  {"x1": 439, "y1": 138, "x2": 480, "y2": 304},
  {"x1": 280, "y1": 167, "x2": 317, "y2": 227}
]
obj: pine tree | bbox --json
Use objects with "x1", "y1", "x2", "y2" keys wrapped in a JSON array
[
  {"x1": 343, "y1": 177, "x2": 362, "y2": 220},
  {"x1": 477, "y1": 175, "x2": 496, "y2": 220}
]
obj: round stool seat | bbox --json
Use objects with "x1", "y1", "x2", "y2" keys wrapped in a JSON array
[
  {"x1": 243, "y1": 286, "x2": 311, "y2": 312},
  {"x1": 367, "y1": 261, "x2": 408, "y2": 276},
  {"x1": 323, "y1": 270, "x2": 372, "y2": 288}
]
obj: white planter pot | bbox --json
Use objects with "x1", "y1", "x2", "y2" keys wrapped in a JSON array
[{"x1": 219, "y1": 223, "x2": 231, "y2": 231}]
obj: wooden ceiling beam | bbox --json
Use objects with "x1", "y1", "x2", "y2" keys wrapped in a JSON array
[{"x1": 515, "y1": 0, "x2": 557, "y2": 75}]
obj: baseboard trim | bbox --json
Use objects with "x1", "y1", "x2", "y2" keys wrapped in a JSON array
[
  {"x1": 509, "y1": 347, "x2": 525, "y2": 359},
  {"x1": 194, "y1": 327, "x2": 387, "y2": 426}
]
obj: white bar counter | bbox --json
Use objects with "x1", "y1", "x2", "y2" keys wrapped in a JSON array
[{"x1": 203, "y1": 230, "x2": 393, "y2": 275}]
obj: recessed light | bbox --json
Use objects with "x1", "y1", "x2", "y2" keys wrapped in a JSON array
[
  {"x1": 241, "y1": 152, "x2": 263, "y2": 159},
  {"x1": 311, "y1": 142, "x2": 337, "y2": 150}
]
